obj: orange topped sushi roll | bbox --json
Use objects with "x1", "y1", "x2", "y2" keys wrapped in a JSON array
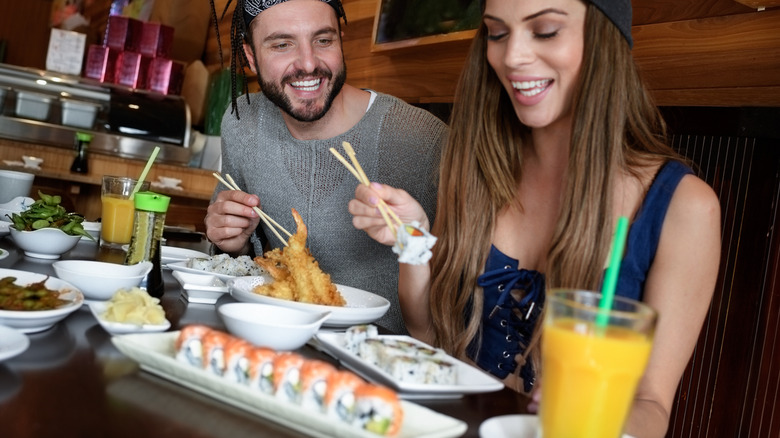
[
  {"x1": 201, "y1": 329, "x2": 233, "y2": 376},
  {"x1": 175, "y1": 324, "x2": 213, "y2": 367},
  {"x1": 223, "y1": 337, "x2": 254, "y2": 385},
  {"x1": 324, "y1": 370, "x2": 365, "y2": 423},
  {"x1": 247, "y1": 346, "x2": 277, "y2": 394},
  {"x1": 299, "y1": 359, "x2": 337, "y2": 412},
  {"x1": 272, "y1": 352, "x2": 306, "y2": 403},
  {"x1": 353, "y1": 383, "x2": 404, "y2": 436}
]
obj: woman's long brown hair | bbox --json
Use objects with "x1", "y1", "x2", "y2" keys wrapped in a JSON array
[{"x1": 427, "y1": 3, "x2": 680, "y2": 389}]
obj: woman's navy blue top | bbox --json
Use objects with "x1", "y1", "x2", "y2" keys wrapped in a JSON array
[{"x1": 467, "y1": 161, "x2": 692, "y2": 392}]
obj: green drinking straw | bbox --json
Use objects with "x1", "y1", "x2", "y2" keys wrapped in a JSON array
[
  {"x1": 596, "y1": 215, "x2": 630, "y2": 327},
  {"x1": 131, "y1": 146, "x2": 160, "y2": 199}
]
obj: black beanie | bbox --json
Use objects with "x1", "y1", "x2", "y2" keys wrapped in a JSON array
[{"x1": 589, "y1": 0, "x2": 633, "y2": 48}]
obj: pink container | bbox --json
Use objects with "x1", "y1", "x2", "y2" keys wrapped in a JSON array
[
  {"x1": 138, "y1": 22, "x2": 174, "y2": 58},
  {"x1": 83, "y1": 44, "x2": 119, "y2": 82},
  {"x1": 104, "y1": 16, "x2": 143, "y2": 52}
]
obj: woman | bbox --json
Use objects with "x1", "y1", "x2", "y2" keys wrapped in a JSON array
[{"x1": 349, "y1": 0, "x2": 720, "y2": 436}]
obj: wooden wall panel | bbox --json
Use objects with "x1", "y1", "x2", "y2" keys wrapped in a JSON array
[
  {"x1": 655, "y1": 106, "x2": 780, "y2": 438},
  {"x1": 0, "y1": 0, "x2": 53, "y2": 69},
  {"x1": 633, "y1": 10, "x2": 780, "y2": 106}
]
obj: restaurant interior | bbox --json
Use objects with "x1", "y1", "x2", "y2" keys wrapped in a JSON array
[{"x1": 0, "y1": 0, "x2": 778, "y2": 437}]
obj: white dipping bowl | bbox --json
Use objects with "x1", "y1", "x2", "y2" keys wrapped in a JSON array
[
  {"x1": 52, "y1": 260, "x2": 153, "y2": 301},
  {"x1": 10, "y1": 227, "x2": 81, "y2": 259},
  {"x1": 218, "y1": 303, "x2": 329, "y2": 351}
]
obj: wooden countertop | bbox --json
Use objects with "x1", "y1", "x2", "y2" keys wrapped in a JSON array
[{"x1": 0, "y1": 138, "x2": 218, "y2": 201}]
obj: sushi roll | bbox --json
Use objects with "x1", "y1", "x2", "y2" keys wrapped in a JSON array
[
  {"x1": 223, "y1": 338, "x2": 254, "y2": 385},
  {"x1": 272, "y1": 352, "x2": 306, "y2": 403},
  {"x1": 385, "y1": 355, "x2": 457, "y2": 385},
  {"x1": 391, "y1": 221, "x2": 437, "y2": 265},
  {"x1": 324, "y1": 370, "x2": 365, "y2": 423},
  {"x1": 247, "y1": 347, "x2": 277, "y2": 395},
  {"x1": 299, "y1": 359, "x2": 337, "y2": 412},
  {"x1": 352, "y1": 383, "x2": 403, "y2": 436},
  {"x1": 202, "y1": 330, "x2": 233, "y2": 376},
  {"x1": 175, "y1": 324, "x2": 213, "y2": 367},
  {"x1": 344, "y1": 324, "x2": 379, "y2": 354}
]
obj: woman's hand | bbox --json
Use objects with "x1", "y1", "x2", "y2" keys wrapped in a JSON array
[
  {"x1": 204, "y1": 190, "x2": 261, "y2": 254},
  {"x1": 349, "y1": 182, "x2": 429, "y2": 246}
]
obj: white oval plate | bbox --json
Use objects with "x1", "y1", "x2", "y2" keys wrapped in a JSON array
[
  {"x1": 316, "y1": 332, "x2": 504, "y2": 398},
  {"x1": 88, "y1": 301, "x2": 170, "y2": 335},
  {"x1": 478, "y1": 415, "x2": 635, "y2": 438},
  {"x1": 167, "y1": 261, "x2": 242, "y2": 282},
  {"x1": 0, "y1": 248, "x2": 9, "y2": 260},
  {"x1": 0, "y1": 268, "x2": 84, "y2": 333},
  {"x1": 0, "y1": 325, "x2": 30, "y2": 361},
  {"x1": 228, "y1": 276, "x2": 390, "y2": 328},
  {"x1": 161, "y1": 246, "x2": 209, "y2": 266}
]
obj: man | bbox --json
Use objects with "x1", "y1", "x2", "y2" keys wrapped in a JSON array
[{"x1": 204, "y1": 0, "x2": 448, "y2": 334}]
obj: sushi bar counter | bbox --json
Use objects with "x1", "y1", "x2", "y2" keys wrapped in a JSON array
[{"x1": 0, "y1": 138, "x2": 216, "y2": 231}]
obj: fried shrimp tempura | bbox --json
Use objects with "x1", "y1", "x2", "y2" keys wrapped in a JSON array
[{"x1": 253, "y1": 209, "x2": 346, "y2": 307}]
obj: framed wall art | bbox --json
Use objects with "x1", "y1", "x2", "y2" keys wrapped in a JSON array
[{"x1": 371, "y1": 0, "x2": 480, "y2": 52}]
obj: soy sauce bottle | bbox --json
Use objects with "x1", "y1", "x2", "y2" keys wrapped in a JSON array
[
  {"x1": 125, "y1": 191, "x2": 170, "y2": 298},
  {"x1": 70, "y1": 132, "x2": 91, "y2": 174}
]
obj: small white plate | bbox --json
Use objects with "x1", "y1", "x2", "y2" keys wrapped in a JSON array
[
  {"x1": 0, "y1": 325, "x2": 30, "y2": 361},
  {"x1": 89, "y1": 301, "x2": 171, "y2": 335},
  {"x1": 161, "y1": 246, "x2": 209, "y2": 266},
  {"x1": 171, "y1": 270, "x2": 228, "y2": 304},
  {"x1": 0, "y1": 248, "x2": 9, "y2": 260},
  {"x1": 316, "y1": 332, "x2": 504, "y2": 397},
  {"x1": 229, "y1": 276, "x2": 391, "y2": 328},
  {"x1": 478, "y1": 415, "x2": 635, "y2": 438}
]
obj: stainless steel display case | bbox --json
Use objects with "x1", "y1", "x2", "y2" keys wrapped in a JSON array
[{"x1": 0, "y1": 63, "x2": 191, "y2": 166}]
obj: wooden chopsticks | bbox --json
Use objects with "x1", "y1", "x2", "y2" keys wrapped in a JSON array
[
  {"x1": 212, "y1": 172, "x2": 292, "y2": 247},
  {"x1": 329, "y1": 141, "x2": 403, "y2": 238}
]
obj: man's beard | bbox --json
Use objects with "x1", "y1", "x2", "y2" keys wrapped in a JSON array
[{"x1": 257, "y1": 63, "x2": 347, "y2": 122}]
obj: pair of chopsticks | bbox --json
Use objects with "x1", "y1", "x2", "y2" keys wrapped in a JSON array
[
  {"x1": 329, "y1": 141, "x2": 403, "y2": 238},
  {"x1": 212, "y1": 172, "x2": 292, "y2": 247}
]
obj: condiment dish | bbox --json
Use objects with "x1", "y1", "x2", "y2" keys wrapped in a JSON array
[
  {"x1": 217, "y1": 302, "x2": 329, "y2": 350},
  {"x1": 52, "y1": 260, "x2": 153, "y2": 301}
]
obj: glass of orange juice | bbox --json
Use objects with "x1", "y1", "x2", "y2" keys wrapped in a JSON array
[
  {"x1": 100, "y1": 176, "x2": 149, "y2": 247},
  {"x1": 539, "y1": 289, "x2": 657, "y2": 438}
]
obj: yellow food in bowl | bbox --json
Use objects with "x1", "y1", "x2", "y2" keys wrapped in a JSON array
[{"x1": 102, "y1": 287, "x2": 165, "y2": 325}]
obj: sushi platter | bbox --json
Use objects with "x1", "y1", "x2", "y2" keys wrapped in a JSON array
[
  {"x1": 315, "y1": 332, "x2": 505, "y2": 398},
  {"x1": 112, "y1": 331, "x2": 468, "y2": 438}
]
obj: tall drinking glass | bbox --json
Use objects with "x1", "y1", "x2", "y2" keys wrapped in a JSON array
[
  {"x1": 539, "y1": 289, "x2": 657, "y2": 438},
  {"x1": 100, "y1": 176, "x2": 149, "y2": 247}
]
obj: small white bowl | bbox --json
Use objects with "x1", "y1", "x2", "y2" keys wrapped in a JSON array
[
  {"x1": 0, "y1": 196, "x2": 34, "y2": 222},
  {"x1": 81, "y1": 221, "x2": 101, "y2": 242},
  {"x1": 10, "y1": 227, "x2": 81, "y2": 259},
  {"x1": 88, "y1": 301, "x2": 170, "y2": 335},
  {"x1": 218, "y1": 302, "x2": 330, "y2": 351},
  {"x1": 52, "y1": 260, "x2": 152, "y2": 301}
]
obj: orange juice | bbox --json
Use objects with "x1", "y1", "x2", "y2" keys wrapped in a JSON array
[
  {"x1": 540, "y1": 318, "x2": 653, "y2": 438},
  {"x1": 101, "y1": 194, "x2": 135, "y2": 244}
]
